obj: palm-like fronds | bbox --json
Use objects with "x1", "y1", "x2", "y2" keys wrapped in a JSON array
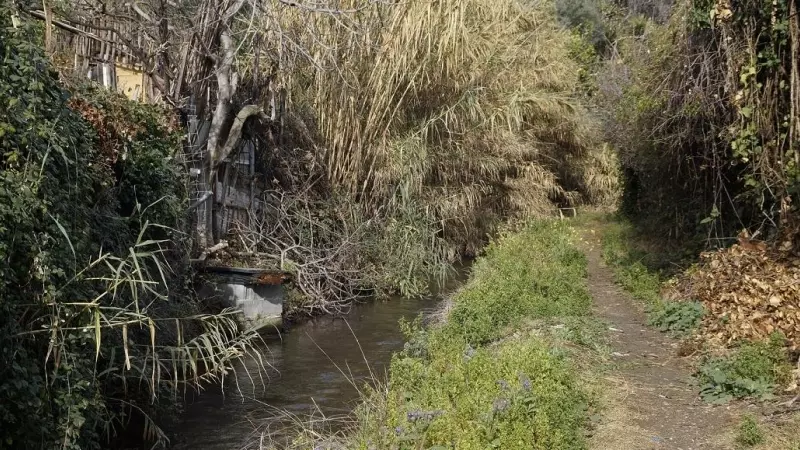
[{"x1": 34, "y1": 223, "x2": 265, "y2": 447}]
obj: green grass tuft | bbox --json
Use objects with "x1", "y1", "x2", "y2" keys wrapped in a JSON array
[
  {"x1": 736, "y1": 415, "x2": 765, "y2": 448},
  {"x1": 443, "y1": 221, "x2": 591, "y2": 346},
  {"x1": 600, "y1": 221, "x2": 663, "y2": 306}
]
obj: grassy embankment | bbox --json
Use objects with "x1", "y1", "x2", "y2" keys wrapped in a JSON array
[{"x1": 286, "y1": 220, "x2": 607, "y2": 449}]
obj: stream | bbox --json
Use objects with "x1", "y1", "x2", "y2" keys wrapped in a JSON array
[{"x1": 173, "y1": 291, "x2": 452, "y2": 449}]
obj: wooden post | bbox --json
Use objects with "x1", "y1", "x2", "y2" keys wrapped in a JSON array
[{"x1": 42, "y1": 0, "x2": 53, "y2": 54}]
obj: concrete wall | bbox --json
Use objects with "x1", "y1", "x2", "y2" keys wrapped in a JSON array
[{"x1": 198, "y1": 279, "x2": 284, "y2": 330}]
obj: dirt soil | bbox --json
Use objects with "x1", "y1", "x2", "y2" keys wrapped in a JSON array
[{"x1": 581, "y1": 231, "x2": 738, "y2": 449}]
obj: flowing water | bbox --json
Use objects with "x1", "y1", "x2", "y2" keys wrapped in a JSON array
[{"x1": 173, "y1": 292, "x2": 452, "y2": 449}]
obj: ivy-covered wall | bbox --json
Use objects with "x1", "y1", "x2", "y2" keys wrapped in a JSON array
[{"x1": 0, "y1": 8, "x2": 187, "y2": 448}]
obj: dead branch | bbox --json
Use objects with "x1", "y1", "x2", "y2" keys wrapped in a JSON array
[{"x1": 230, "y1": 190, "x2": 376, "y2": 315}]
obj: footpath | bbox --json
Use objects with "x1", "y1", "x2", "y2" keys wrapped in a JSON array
[{"x1": 580, "y1": 228, "x2": 735, "y2": 449}]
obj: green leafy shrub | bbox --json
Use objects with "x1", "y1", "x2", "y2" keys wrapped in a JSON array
[
  {"x1": 698, "y1": 334, "x2": 792, "y2": 403},
  {"x1": 0, "y1": 12, "x2": 111, "y2": 448},
  {"x1": 556, "y1": 0, "x2": 614, "y2": 55},
  {"x1": 647, "y1": 300, "x2": 704, "y2": 335},
  {"x1": 68, "y1": 87, "x2": 184, "y2": 235},
  {"x1": 0, "y1": 10, "x2": 252, "y2": 449}
]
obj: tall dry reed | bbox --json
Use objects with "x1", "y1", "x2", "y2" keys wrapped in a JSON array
[{"x1": 248, "y1": 0, "x2": 606, "y2": 251}]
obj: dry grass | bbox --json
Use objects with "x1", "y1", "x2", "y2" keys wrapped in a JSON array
[
  {"x1": 754, "y1": 412, "x2": 800, "y2": 449},
  {"x1": 589, "y1": 376, "x2": 655, "y2": 450},
  {"x1": 249, "y1": 0, "x2": 611, "y2": 251},
  {"x1": 580, "y1": 143, "x2": 622, "y2": 208}
]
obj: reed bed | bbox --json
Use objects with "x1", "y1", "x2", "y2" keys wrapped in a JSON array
[{"x1": 246, "y1": 0, "x2": 609, "y2": 255}]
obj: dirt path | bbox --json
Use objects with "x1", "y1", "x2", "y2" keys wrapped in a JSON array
[{"x1": 581, "y1": 232, "x2": 737, "y2": 450}]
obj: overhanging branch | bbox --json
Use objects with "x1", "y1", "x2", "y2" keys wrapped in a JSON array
[{"x1": 212, "y1": 105, "x2": 268, "y2": 171}]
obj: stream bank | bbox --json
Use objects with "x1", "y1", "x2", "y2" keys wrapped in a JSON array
[
  {"x1": 272, "y1": 220, "x2": 606, "y2": 449},
  {"x1": 178, "y1": 217, "x2": 779, "y2": 449}
]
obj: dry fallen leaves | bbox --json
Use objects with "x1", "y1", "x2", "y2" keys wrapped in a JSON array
[{"x1": 671, "y1": 231, "x2": 800, "y2": 350}]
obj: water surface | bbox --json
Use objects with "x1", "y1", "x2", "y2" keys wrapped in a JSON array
[{"x1": 174, "y1": 294, "x2": 446, "y2": 449}]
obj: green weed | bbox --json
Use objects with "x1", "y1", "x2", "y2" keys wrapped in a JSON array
[
  {"x1": 444, "y1": 221, "x2": 591, "y2": 346},
  {"x1": 698, "y1": 334, "x2": 792, "y2": 403},
  {"x1": 736, "y1": 415, "x2": 765, "y2": 448},
  {"x1": 647, "y1": 300, "x2": 704, "y2": 335},
  {"x1": 385, "y1": 339, "x2": 588, "y2": 450}
]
